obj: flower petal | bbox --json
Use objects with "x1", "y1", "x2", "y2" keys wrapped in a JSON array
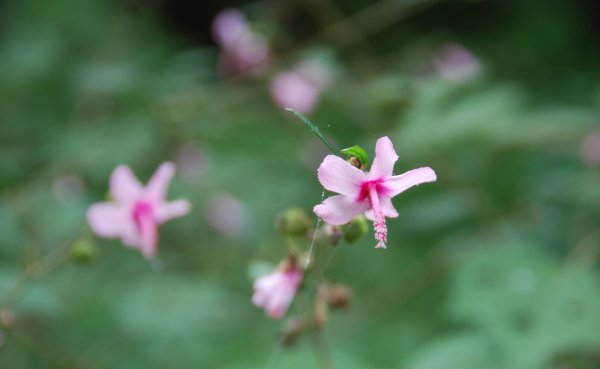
[
  {"x1": 145, "y1": 162, "x2": 176, "y2": 202},
  {"x1": 317, "y1": 155, "x2": 366, "y2": 197},
  {"x1": 368, "y1": 136, "x2": 399, "y2": 180},
  {"x1": 87, "y1": 203, "x2": 130, "y2": 238},
  {"x1": 155, "y1": 199, "x2": 191, "y2": 224},
  {"x1": 314, "y1": 195, "x2": 369, "y2": 225},
  {"x1": 364, "y1": 196, "x2": 398, "y2": 220},
  {"x1": 252, "y1": 269, "x2": 301, "y2": 319},
  {"x1": 137, "y1": 211, "x2": 158, "y2": 259},
  {"x1": 386, "y1": 167, "x2": 437, "y2": 197},
  {"x1": 110, "y1": 165, "x2": 143, "y2": 204}
]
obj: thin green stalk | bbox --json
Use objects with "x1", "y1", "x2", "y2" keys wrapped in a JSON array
[{"x1": 285, "y1": 108, "x2": 337, "y2": 154}]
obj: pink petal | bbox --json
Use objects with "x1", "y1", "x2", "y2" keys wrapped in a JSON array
[
  {"x1": 265, "y1": 289, "x2": 291, "y2": 318},
  {"x1": 212, "y1": 9, "x2": 249, "y2": 48},
  {"x1": 137, "y1": 211, "x2": 157, "y2": 259},
  {"x1": 314, "y1": 195, "x2": 369, "y2": 225},
  {"x1": 155, "y1": 199, "x2": 191, "y2": 224},
  {"x1": 270, "y1": 72, "x2": 320, "y2": 115},
  {"x1": 386, "y1": 167, "x2": 437, "y2": 197},
  {"x1": 364, "y1": 196, "x2": 398, "y2": 220},
  {"x1": 110, "y1": 165, "x2": 143, "y2": 204},
  {"x1": 368, "y1": 136, "x2": 399, "y2": 180},
  {"x1": 87, "y1": 203, "x2": 130, "y2": 238},
  {"x1": 317, "y1": 155, "x2": 366, "y2": 198},
  {"x1": 145, "y1": 162, "x2": 176, "y2": 202},
  {"x1": 252, "y1": 269, "x2": 302, "y2": 319}
]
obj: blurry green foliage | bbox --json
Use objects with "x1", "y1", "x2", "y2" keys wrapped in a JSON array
[{"x1": 1, "y1": 0, "x2": 600, "y2": 368}]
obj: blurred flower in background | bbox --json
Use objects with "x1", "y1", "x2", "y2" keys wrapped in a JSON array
[
  {"x1": 175, "y1": 142, "x2": 210, "y2": 180},
  {"x1": 203, "y1": 192, "x2": 247, "y2": 239},
  {"x1": 271, "y1": 58, "x2": 334, "y2": 115},
  {"x1": 52, "y1": 174, "x2": 86, "y2": 203},
  {"x1": 87, "y1": 163, "x2": 191, "y2": 259},
  {"x1": 580, "y1": 130, "x2": 600, "y2": 167},
  {"x1": 433, "y1": 43, "x2": 482, "y2": 83},
  {"x1": 212, "y1": 9, "x2": 270, "y2": 76},
  {"x1": 252, "y1": 257, "x2": 303, "y2": 319},
  {"x1": 2, "y1": 0, "x2": 600, "y2": 367}
]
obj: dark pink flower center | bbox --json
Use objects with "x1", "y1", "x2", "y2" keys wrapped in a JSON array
[
  {"x1": 357, "y1": 178, "x2": 388, "y2": 202},
  {"x1": 131, "y1": 201, "x2": 154, "y2": 231}
]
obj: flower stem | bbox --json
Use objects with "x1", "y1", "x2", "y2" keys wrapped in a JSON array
[
  {"x1": 310, "y1": 330, "x2": 335, "y2": 369},
  {"x1": 285, "y1": 108, "x2": 337, "y2": 154}
]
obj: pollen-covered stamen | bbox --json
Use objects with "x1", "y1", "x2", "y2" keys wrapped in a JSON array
[
  {"x1": 131, "y1": 201, "x2": 157, "y2": 258},
  {"x1": 368, "y1": 184, "x2": 388, "y2": 249},
  {"x1": 373, "y1": 212, "x2": 387, "y2": 249}
]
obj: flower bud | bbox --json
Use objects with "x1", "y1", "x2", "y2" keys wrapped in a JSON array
[
  {"x1": 276, "y1": 208, "x2": 312, "y2": 237},
  {"x1": 0, "y1": 309, "x2": 16, "y2": 328},
  {"x1": 281, "y1": 316, "x2": 311, "y2": 347},
  {"x1": 70, "y1": 238, "x2": 98, "y2": 263},
  {"x1": 324, "y1": 283, "x2": 352, "y2": 309},
  {"x1": 342, "y1": 215, "x2": 368, "y2": 243},
  {"x1": 341, "y1": 145, "x2": 369, "y2": 171},
  {"x1": 323, "y1": 224, "x2": 343, "y2": 246},
  {"x1": 346, "y1": 156, "x2": 365, "y2": 170}
]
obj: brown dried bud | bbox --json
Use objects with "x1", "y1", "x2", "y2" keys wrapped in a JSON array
[
  {"x1": 281, "y1": 316, "x2": 311, "y2": 347},
  {"x1": 318, "y1": 282, "x2": 352, "y2": 310},
  {"x1": 0, "y1": 309, "x2": 16, "y2": 328},
  {"x1": 323, "y1": 224, "x2": 343, "y2": 246}
]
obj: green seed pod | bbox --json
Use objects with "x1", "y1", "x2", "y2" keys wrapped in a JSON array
[
  {"x1": 276, "y1": 208, "x2": 312, "y2": 237},
  {"x1": 342, "y1": 215, "x2": 368, "y2": 243},
  {"x1": 70, "y1": 238, "x2": 98, "y2": 263}
]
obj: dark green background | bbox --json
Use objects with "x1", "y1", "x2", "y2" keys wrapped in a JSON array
[{"x1": 1, "y1": 0, "x2": 600, "y2": 367}]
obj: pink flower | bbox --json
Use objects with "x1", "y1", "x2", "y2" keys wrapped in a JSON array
[
  {"x1": 270, "y1": 59, "x2": 333, "y2": 115},
  {"x1": 252, "y1": 262, "x2": 303, "y2": 319},
  {"x1": 313, "y1": 137, "x2": 437, "y2": 249},
  {"x1": 87, "y1": 162, "x2": 191, "y2": 259},
  {"x1": 212, "y1": 9, "x2": 269, "y2": 75},
  {"x1": 271, "y1": 71, "x2": 321, "y2": 115},
  {"x1": 434, "y1": 43, "x2": 481, "y2": 83}
]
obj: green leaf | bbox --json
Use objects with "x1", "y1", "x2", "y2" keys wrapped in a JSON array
[{"x1": 341, "y1": 145, "x2": 369, "y2": 169}]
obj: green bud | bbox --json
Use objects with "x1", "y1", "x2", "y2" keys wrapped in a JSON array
[
  {"x1": 342, "y1": 215, "x2": 368, "y2": 243},
  {"x1": 276, "y1": 208, "x2": 312, "y2": 237},
  {"x1": 70, "y1": 238, "x2": 98, "y2": 263},
  {"x1": 341, "y1": 145, "x2": 369, "y2": 171}
]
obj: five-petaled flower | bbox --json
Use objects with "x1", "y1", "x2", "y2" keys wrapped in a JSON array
[
  {"x1": 314, "y1": 137, "x2": 437, "y2": 249},
  {"x1": 87, "y1": 162, "x2": 191, "y2": 259},
  {"x1": 252, "y1": 259, "x2": 303, "y2": 319}
]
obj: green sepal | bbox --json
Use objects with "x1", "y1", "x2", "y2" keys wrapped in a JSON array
[{"x1": 341, "y1": 145, "x2": 369, "y2": 170}]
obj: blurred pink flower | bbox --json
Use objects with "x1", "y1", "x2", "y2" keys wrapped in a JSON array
[
  {"x1": 175, "y1": 142, "x2": 209, "y2": 180},
  {"x1": 580, "y1": 131, "x2": 600, "y2": 167},
  {"x1": 434, "y1": 43, "x2": 481, "y2": 83},
  {"x1": 87, "y1": 162, "x2": 191, "y2": 259},
  {"x1": 252, "y1": 262, "x2": 303, "y2": 319},
  {"x1": 204, "y1": 192, "x2": 247, "y2": 239},
  {"x1": 270, "y1": 60, "x2": 333, "y2": 115},
  {"x1": 53, "y1": 174, "x2": 85, "y2": 203},
  {"x1": 314, "y1": 137, "x2": 437, "y2": 249},
  {"x1": 212, "y1": 9, "x2": 269, "y2": 75}
]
